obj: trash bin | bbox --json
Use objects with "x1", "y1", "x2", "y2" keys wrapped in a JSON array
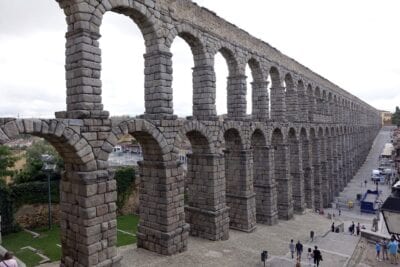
[{"x1": 348, "y1": 200, "x2": 353, "y2": 209}]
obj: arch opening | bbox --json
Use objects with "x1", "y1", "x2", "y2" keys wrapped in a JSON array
[
  {"x1": 171, "y1": 35, "x2": 196, "y2": 117},
  {"x1": 101, "y1": 12, "x2": 145, "y2": 117}
]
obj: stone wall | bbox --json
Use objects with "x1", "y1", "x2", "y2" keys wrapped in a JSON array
[{"x1": 15, "y1": 204, "x2": 61, "y2": 229}]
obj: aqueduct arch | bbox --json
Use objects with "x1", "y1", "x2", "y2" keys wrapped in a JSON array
[{"x1": 0, "y1": 0, "x2": 382, "y2": 266}]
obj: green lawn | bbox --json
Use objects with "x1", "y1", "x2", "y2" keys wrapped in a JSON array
[
  {"x1": 2, "y1": 214, "x2": 139, "y2": 267},
  {"x1": 116, "y1": 214, "x2": 139, "y2": 247}
]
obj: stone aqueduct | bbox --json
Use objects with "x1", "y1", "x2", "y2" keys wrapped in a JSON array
[{"x1": 0, "y1": 0, "x2": 381, "y2": 266}]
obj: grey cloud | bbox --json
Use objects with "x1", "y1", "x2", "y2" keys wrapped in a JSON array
[{"x1": 0, "y1": 0, "x2": 65, "y2": 36}]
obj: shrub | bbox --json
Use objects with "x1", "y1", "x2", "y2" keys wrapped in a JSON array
[
  {"x1": 0, "y1": 181, "x2": 19, "y2": 234},
  {"x1": 115, "y1": 167, "x2": 136, "y2": 211},
  {"x1": 11, "y1": 181, "x2": 60, "y2": 209}
]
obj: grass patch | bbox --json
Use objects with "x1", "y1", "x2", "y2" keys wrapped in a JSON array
[
  {"x1": 117, "y1": 214, "x2": 139, "y2": 234},
  {"x1": 2, "y1": 226, "x2": 60, "y2": 267},
  {"x1": 14, "y1": 249, "x2": 42, "y2": 267},
  {"x1": 117, "y1": 214, "x2": 139, "y2": 246},
  {"x1": 1, "y1": 214, "x2": 139, "y2": 266}
]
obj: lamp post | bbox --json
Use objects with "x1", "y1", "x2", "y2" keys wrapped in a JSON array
[
  {"x1": 380, "y1": 181, "x2": 400, "y2": 241},
  {"x1": 41, "y1": 154, "x2": 56, "y2": 230}
]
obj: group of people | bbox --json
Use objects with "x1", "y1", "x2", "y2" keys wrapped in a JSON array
[
  {"x1": 348, "y1": 221, "x2": 362, "y2": 236},
  {"x1": 290, "y1": 240, "x2": 323, "y2": 267},
  {"x1": 375, "y1": 235, "x2": 399, "y2": 264}
]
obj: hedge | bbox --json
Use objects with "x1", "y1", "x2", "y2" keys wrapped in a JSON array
[
  {"x1": 0, "y1": 182, "x2": 18, "y2": 234},
  {"x1": 11, "y1": 181, "x2": 60, "y2": 209}
]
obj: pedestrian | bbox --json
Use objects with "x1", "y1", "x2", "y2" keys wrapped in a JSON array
[
  {"x1": 289, "y1": 239, "x2": 295, "y2": 259},
  {"x1": 338, "y1": 207, "x2": 341, "y2": 216},
  {"x1": 375, "y1": 240, "x2": 381, "y2": 261},
  {"x1": 310, "y1": 230, "x2": 314, "y2": 242},
  {"x1": 313, "y1": 246, "x2": 322, "y2": 267},
  {"x1": 0, "y1": 251, "x2": 18, "y2": 267},
  {"x1": 388, "y1": 236, "x2": 399, "y2": 264},
  {"x1": 331, "y1": 222, "x2": 335, "y2": 232},
  {"x1": 296, "y1": 240, "x2": 303, "y2": 261},
  {"x1": 364, "y1": 179, "x2": 367, "y2": 187},
  {"x1": 356, "y1": 222, "x2": 360, "y2": 236},
  {"x1": 381, "y1": 238, "x2": 389, "y2": 261},
  {"x1": 351, "y1": 221, "x2": 355, "y2": 235},
  {"x1": 307, "y1": 247, "x2": 313, "y2": 266}
]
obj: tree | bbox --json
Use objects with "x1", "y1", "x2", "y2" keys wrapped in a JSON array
[
  {"x1": 0, "y1": 145, "x2": 18, "y2": 179},
  {"x1": 13, "y1": 139, "x2": 63, "y2": 184},
  {"x1": 392, "y1": 106, "x2": 400, "y2": 126},
  {"x1": 115, "y1": 166, "x2": 136, "y2": 211}
]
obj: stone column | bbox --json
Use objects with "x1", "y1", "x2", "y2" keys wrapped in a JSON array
[
  {"x1": 270, "y1": 86, "x2": 287, "y2": 122},
  {"x1": 224, "y1": 149, "x2": 256, "y2": 232},
  {"x1": 332, "y1": 135, "x2": 340, "y2": 196},
  {"x1": 286, "y1": 86, "x2": 299, "y2": 122},
  {"x1": 62, "y1": 29, "x2": 108, "y2": 119},
  {"x1": 253, "y1": 146, "x2": 278, "y2": 225},
  {"x1": 274, "y1": 144, "x2": 293, "y2": 219},
  {"x1": 136, "y1": 160, "x2": 189, "y2": 255},
  {"x1": 298, "y1": 90, "x2": 309, "y2": 122},
  {"x1": 302, "y1": 138, "x2": 314, "y2": 209},
  {"x1": 308, "y1": 95, "x2": 316, "y2": 122},
  {"x1": 344, "y1": 134, "x2": 352, "y2": 185},
  {"x1": 350, "y1": 133, "x2": 355, "y2": 176},
  {"x1": 312, "y1": 138, "x2": 323, "y2": 210},
  {"x1": 192, "y1": 65, "x2": 217, "y2": 120},
  {"x1": 185, "y1": 153, "x2": 229, "y2": 240},
  {"x1": 319, "y1": 137, "x2": 329, "y2": 208},
  {"x1": 227, "y1": 75, "x2": 247, "y2": 120},
  {"x1": 326, "y1": 136, "x2": 334, "y2": 203},
  {"x1": 251, "y1": 81, "x2": 269, "y2": 121},
  {"x1": 60, "y1": 170, "x2": 121, "y2": 267},
  {"x1": 143, "y1": 51, "x2": 175, "y2": 119},
  {"x1": 290, "y1": 139, "x2": 305, "y2": 213},
  {"x1": 337, "y1": 134, "x2": 345, "y2": 190}
]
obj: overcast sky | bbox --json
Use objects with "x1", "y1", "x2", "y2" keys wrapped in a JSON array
[{"x1": 0, "y1": 0, "x2": 399, "y2": 118}]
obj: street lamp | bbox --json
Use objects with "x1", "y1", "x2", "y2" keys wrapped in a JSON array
[
  {"x1": 41, "y1": 154, "x2": 56, "y2": 230},
  {"x1": 380, "y1": 181, "x2": 400, "y2": 240}
]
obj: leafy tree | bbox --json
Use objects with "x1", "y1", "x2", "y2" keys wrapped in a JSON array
[
  {"x1": 0, "y1": 181, "x2": 18, "y2": 234},
  {"x1": 115, "y1": 167, "x2": 136, "y2": 211},
  {"x1": 13, "y1": 139, "x2": 63, "y2": 184},
  {"x1": 0, "y1": 145, "x2": 18, "y2": 179},
  {"x1": 392, "y1": 106, "x2": 400, "y2": 126}
]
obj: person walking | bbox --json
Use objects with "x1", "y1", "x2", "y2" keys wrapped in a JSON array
[
  {"x1": 351, "y1": 221, "x2": 355, "y2": 235},
  {"x1": 310, "y1": 230, "x2": 314, "y2": 242},
  {"x1": 289, "y1": 239, "x2": 295, "y2": 259},
  {"x1": 331, "y1": 222, "x2": 335, "y2": 232},
  {"x1": 307, "y1": 247, "x2": 314, "y2": 266},
  {"x1": 388, "y1": 236, "x2": 399, "y2": 264},
  {"x1": 356, "y1": 222, "x2": 361, "y2": 236},
  {"x1": 375, "y1": 240, "x2": 382, "y2": 261},
  {"x1": 338, "y1": 207, "x2": 341, "y2": 216},
  {"x1": 0, "y1": 251, "x2": 18, "y2": 267},
  {"x1": 313, "y1": 246, "x2": 322, "y2": 267},
  {"x1": 381, "y1": 238, "x2": 389, "y2": 261},
  {"x1": 296, "y1": 240, "x2": 303, "y2": 261}
]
